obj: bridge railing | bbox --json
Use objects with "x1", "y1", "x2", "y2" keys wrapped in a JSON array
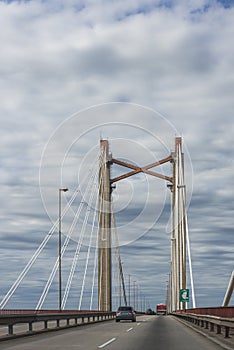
[
  {"x1": 179, "y1": 306, "x2": 234, "y2": 318},
  {"x1": 173, "y1": 307, "x2": 234, "y2": 339},
  {"x1": 0, "y1": 310, "x2": 115, "y2": 341}
]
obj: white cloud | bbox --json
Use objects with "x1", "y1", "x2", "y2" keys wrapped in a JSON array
[{"x1": 0, "y1": 0, "x2": 233, "y2": 309}]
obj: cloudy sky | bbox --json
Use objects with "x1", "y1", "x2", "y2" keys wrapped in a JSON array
[{"x1": 0, "y1": 0, "x2": 233, "y2": 311}]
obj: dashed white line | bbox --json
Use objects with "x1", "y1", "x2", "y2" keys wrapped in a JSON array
[
  {"x1": 98, "y1": 337, "x2": 116, "y2": 348},
  {"x1": 137, "y1": 323, "x2": 141, "y2": 326},
  {"x1": 126, "y1": 327, "x2": 133, "y2": 332}
]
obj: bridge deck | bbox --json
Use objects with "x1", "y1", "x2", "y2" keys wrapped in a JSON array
[{"x1": 0, "y1": 315, "x2": 233, "y2": 350}]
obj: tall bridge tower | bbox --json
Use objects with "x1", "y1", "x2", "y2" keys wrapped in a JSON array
[
  {"x1": 98, "y1": 137, "x2": 192, "y2": 312},
  {"x1": 170, "y1": 137, "x2": 187, "y2": 311},
  {"x1": 98, "y1": 140, "x2": 112, "y2": 311}
]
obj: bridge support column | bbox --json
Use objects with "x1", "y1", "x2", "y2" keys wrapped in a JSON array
[
  {"x1": 171, "y1": 137, "x2": 187, "y2": 311},
  {"x1": 98, "y1": 140, "x2": 112, "y2": 311}
]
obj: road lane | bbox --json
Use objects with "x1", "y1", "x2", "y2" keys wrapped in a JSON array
[
  {"x1": 0, "y1": 317, "x2": 138, "y2": 350},
  {"x1": 0, "y1": 315, "x2": 224, "y2": 350}
]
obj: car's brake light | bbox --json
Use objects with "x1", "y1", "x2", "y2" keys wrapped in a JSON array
[{"x1": 116, "y1": 312, "x2": 121, "y2": 316}]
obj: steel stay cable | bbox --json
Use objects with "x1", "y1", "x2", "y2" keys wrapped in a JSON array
[
  {"x1": 112, "y1": 203, "x2": 123, "y2": 308},
  {"x1": 36, "y1": 188, "x2": 86, "y2": 309},
  {"x1": 89, "y1": 151, "x2": 105, "y2": 309},
  {"x1": 111, "y1": 213, "x2": 120, "y2": 309},
  {"x1": 89, "y1": 154, "x2": 105, "y2": 310},
  {"x1": 37, "y1": 152, "x2": 100, "y2": 309},
  {"x1": 38, "y1": 154, "x2": 100, "y2": 310},
  {"x1": 62, "y1": 156, "x2": 101, "y2": 309},
  {"x1": 2, "y1": 146, "x2": 101, "y2": 310},
  {"x1": 62, "y1": 176, "x2": 97, "y2": 309},
  {"x1": 178, "y1": 143, "x2": 196, "y2": 308},
  {"x1": 0, "y1": 190, "x2": 78, "y2": 309},
  {"x1": 62, "y1": 153, "x2": 101, "y2": 308},
  {"x1": 111, "y1": 206, "x2": 127, "y2": 306},
  {"x1": 78, "y1": 168, "x2": 99, "y2": 309},
  {"x1": 81, "y1": 146, "x2": 106, "y2": 310},
  {"x1": 89, "y1": 228, "x2": 98, "y2": 310},
  {"x1": 0, "y1": 229, "x2": 55, "y2": 309}
]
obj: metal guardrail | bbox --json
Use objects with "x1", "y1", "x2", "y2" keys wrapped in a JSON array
[
  {"x1": 180, "y1": 306, "x2": 234, "y2": 318},
  {"x1": 173, "y1": 312, "x2": 234, "y2": 338},
  {"x1": 0, "y1": 310, "x2": 115, "y2": 340}
]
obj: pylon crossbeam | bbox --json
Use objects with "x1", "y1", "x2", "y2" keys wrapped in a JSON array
[{"x1": 111, "y1": 156, "x2": 173, "y2": 183}]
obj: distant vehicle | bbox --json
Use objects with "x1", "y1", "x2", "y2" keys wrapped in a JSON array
[
  {"x1": 156, "y1": 303, "x2": 167, "y2": 315},
  {"x1": 145, "y1": 308, "x2": 155, "y2": 315},
  {"x1": 116, "y1": 306, "x2": 136, "y2": 322}
]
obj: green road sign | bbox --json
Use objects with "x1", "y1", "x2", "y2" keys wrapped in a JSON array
[{"x1": 180, "y1": 289, "x2": 189, "y2": 302}]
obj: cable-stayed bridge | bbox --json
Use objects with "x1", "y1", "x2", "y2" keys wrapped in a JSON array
[
  {"x1": 0, "y1": 137, "x2": 233, "y2": 349},
  {"x1": 0, "y1": 136, "x2": 194, "y2": 312}
]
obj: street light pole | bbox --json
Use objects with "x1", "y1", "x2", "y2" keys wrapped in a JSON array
[
  {"x1": 128, "y1": 274, "x2": 131, "y2": 306},
  {"x1": 133, "y1": 280, "x2": 136, "y2": 311},
  {"x1": 58, "y1": 188, "x2": 68, "y2": 311},
  {"x1": 136, "y1": 283, "x2": 138, "y2": 312}
]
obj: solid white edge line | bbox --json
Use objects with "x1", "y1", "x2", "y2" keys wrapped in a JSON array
[
  {"x1": 126, "y1": 327, "x2": 133, "y2": 332},
  {"x1": 98, "y1": 337, "x2": 116, "y2": 348}
]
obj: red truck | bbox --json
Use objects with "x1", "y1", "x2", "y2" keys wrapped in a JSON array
[{"x1": 156, "y1": 303, "x2": 167, "y2": 315}]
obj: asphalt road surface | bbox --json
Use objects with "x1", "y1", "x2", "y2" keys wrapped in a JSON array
[{"x1": 0, "y1": 315, "x2": 223, "y2": 350}]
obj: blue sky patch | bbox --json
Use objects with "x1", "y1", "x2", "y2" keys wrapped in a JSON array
[
  {"x1": 217, "y1": 0, "x2": 234, "y2": 8},
  {"x1": 190, "y1": 4, "x2": 211, "y2": 15}
]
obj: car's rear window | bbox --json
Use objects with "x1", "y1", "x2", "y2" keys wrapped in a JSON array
[{"x1": 118, "y1": 306, "x2": 132, "y2": 311}]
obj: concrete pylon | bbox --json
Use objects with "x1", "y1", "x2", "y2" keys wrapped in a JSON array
[
  {"x1": 171, "y1": 137, "x2": 187, "y2": 311},
  {"x1": 98, "y1": 140, "x2": 112, "y2": 311}
]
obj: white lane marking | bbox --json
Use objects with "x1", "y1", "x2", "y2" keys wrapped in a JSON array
[
  {"x1": 126, "y1": 327, "x2": 133, "y2": 332},
  {"x1": 98, "y1": 338, "x2": 116, "y2": 348},
  {"x1": 137, "y1": 323, "x2": 141, "y2": 326}
]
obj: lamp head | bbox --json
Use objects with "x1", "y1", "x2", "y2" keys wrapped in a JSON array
[{"x1": 60, "y1": 188, "x2": 69, "y2": 192}]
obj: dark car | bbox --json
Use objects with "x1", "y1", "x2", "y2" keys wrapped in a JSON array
[
  {"x1": 146, "y1": 308, "x2": 154, "y2": 315},
  {"x1": 116, "y1": 306, "x2": 136, "y2": 322}
]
